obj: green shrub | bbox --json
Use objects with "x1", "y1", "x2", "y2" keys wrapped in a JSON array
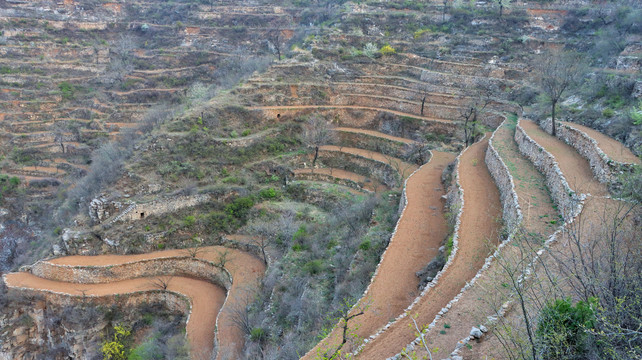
[
  {"x1": 183, "y1": 215, "x2": 196, "y2": 227},
  {"x1": 303, "y1": 259, "x2": 324, "y2": 275},
  {"x1": 250, "y1": 327, "x2": 267, "y2": 342},
  {"x1": 224, "y1": 196, "x2": 255, "y2": 219},
  {"x1": 359, "y1": 240, "x2": 371, "y2": 251},
  {"x1": 102, "y1": 325, "x2": 131, "y2": 360},
  {"x1": 242, "y1": 129, "x2": 251, "y2": 137},
  {"x1": 259, "y1": 187, "x2": 279, "y2": 200},
  {"x1": 379, "y1": 44, "x2": 396, "y2": 56},
  {"x1": 58, "y1": 81, "x2": 75, "y2": 100},
  {"x1": 602, "y1": 108, "x2": 615, "y2": 118},
  {"x1": 292, "y1": 225, "x2": 307, "y2": 243},
  {"x1": 536, "y1": 297, "x2": 596, "y2": 359}
]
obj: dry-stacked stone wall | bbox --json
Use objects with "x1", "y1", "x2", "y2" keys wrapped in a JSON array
[
  {"x1": 317, "y1": 150, "x2": 401, "y2": 188},
  {"x1": 292, "y1": 171, "x2": 370, "y2": 192},
  {"x1": 541, "y1": 119, "x2": 638, "y2": 191},
  {"x1": 330, "y1": 131, "x2": 409, "y2": 159},
  {"x1": 514, "y1": 121, "x2": 585, "y2": 221},
  {"x1": 28, "y1": 256, "x2": 232, "y2": 290},
  {"x1": 485, "y1": 119, "x2": 523, "y2": 230},
  {"x1": 303, "y1": 153, "x2": 429, "y2": 359},
  {"x1": 2, "y1": 276, "x2": 190, "y2": 317}
]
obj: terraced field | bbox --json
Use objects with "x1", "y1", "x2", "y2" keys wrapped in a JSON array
[{"x1": 2, "y1": 1, "x2": 640, "y2": 359}]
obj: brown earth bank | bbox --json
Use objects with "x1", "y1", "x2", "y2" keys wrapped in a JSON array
[
  {"x1": 304, "y1": 151, "x2": 455, "y2": 359},
  {"x1": 355, "y1": 136, "x2": 501, "y2": 359},
  {"x1": 5, "y1": 246, "x2": 265, "y2": 360}
]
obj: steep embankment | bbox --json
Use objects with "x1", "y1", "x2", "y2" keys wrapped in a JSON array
[
  {"x1": 356, "y1": 135, "x2": 502, "y2": 359},
  {"x1": 4, "y1": 246, "x2": 265, "y2": 360},
  {"x1": 304, "y1": 151, "x2": 455, "y2": 359}
]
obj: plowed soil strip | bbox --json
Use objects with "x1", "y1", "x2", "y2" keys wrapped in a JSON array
[
  {"x1": 293, "y1": 168, "x2": 384, "y2": 192},
  {"x1": 5, "y1": 273, "x2": 224, "y2": 360},
  {"x1": 520, "y1": 120, "x2": 607, "y2": 196},
  {"x1": 356, "y1": 137, "x2": 502, "y2": 359},
  {"x1": 334, "y1": 127, "x2": 415, "y2": 144},
  {"x1": 249, "y1": 105, "x2": 451, "y2": 124},
  {"x1": 304, "y1": 151, "x2": 455, "y2": 359},
  {"x1": 6, "y1": 246, "x2": 265, "y2": 360},
  {"x1": 560, "y1": 121, "x2": 641, "y2": 165},
  {"x1": 412, "y1": 123, "x2": 559, "y2": 359}
]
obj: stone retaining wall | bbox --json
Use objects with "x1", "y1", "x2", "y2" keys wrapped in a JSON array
[
  {"x1": 292, "y1": 172, "x2": 372, "y2": 192},
  {"x1": 317, "y1": 150, "x2": 401, "y2": 188},
  {"x1": 111, "y1": 194, "x2": 210, "y2": 223},
  {"x1": 514, "y1": 121, "x2": 584, "y2": 221},
  {"x1": 541, "y1": 119, "x2": 637, "y2": 191},
  {"x1": 485, "y1": 119, "x2": 523, "y2": 230},
  {"x1": 302, "y1": 152, "x2": 429, "y2": 359},
  {"x1": 28, "y1": 256, "x2": 232, "y2": 290},
  {"x1": 330, "y1": 130, "x2": 409, "y2": 159},
  {"x1": 384, "y1": 136, "x2": 484, "y2": 359}
]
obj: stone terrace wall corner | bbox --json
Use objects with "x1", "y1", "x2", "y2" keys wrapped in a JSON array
[
  {"x1": 540, "y1": 119, "x2": 638, "y2": 191},
  {"x1": 514, "y1": 121, "x2": 584, "y2": 222}
]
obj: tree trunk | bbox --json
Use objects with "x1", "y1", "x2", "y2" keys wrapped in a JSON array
[
  {"x1": 313, "y1": 146, "x2": 319, "y2": 166},
  {"x1": 551, "y1": 99, "x2": 557, "y2": 137},
  {"x1": 421, "y1": 96, "x2": 426, "y2": 116}
]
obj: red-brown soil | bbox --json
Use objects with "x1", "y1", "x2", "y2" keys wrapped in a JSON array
[
  {"x1": 520, "y1": 120, "x2": 607, "y2": 196},
  {"x1": 5, "y1": 272, "x2": 224, "y2": 360},
  {"x1": 354, "y1": 136, "x2": 501, "y2": 359},
  {"x1": 5, "y1": 246, "x2": 265, "y2": 360},
  {"x1": 561, "y1": 121, "x2": 641, "y2": 165},
  {"x1": 304, "y1": 151, "x2": 456, "y2": 359}
]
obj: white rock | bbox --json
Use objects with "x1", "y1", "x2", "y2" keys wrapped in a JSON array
[{"x1": 470, "y1": 326, "x2": 483, "y2": 339}]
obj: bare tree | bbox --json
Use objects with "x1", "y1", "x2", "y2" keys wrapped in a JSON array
[
  {"x1": 268, "y1": 30, "x2": 282, "y2": 60},
  {"x1": 150, "y1": 275, "x2": 173, "y2": 290},
  {"x1": 403, "y1": 139, "x2": 430, "y2": 165},
  {"x1": 459, "y1": 80, "x2": 494, "y2": 147},
  {"x1": 319, "y1": 298, "x2": 370, "y2": 359},
  {"x1": 185, "y1": 237, "x2": 207, "y2": 258},
  {"x1": 215, "y1": 249, "x2": 232, "y2": 269},
  {"x1": 302, "y1": 116, "x2": 335, "y2": 167},
  {"x1": 533, "y1": 50, "x2": 586, "y2": 137}
]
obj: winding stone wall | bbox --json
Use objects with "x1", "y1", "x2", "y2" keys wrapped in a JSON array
[
  {"x1": 541, "y1": 119, "x2": 637, "y2": 191},
  {"x1": 302, "y1": 152, "x2": 429, "y2": 359},
  {"x1": 485, "y1": 119, "x2": 523, "y2": 230},
  {"x1": 28, "y1": 256, "x2": 232, "y2": 290},
  {"x1": 514, "y1": 121, "x2": 584, "y2": 221}
]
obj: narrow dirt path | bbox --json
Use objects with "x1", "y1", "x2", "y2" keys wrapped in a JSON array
[
  {"x1": 293, "y1": 168, "x2": 384, "y2": 192},
  {"x1": 248, "y1": 105, "x2": 452, "y2": 124},
  {"x1": 5, "y1": 246, "x2": 265, "y2": 360},
  {"x1": 356, "y1": 137, "x2": 501, "y2": 359},
  {"x1": 520, "y1": 120, "x2": 607, "y2": 196},
  {"x1": 303, "y1": 151, "x2": 456, "y2": 359},
  {"x1": 5, "y1": 273, "x2": 225, "y2": 360},
  {"x1": 334, "y1": 127, "x2": 416, "y2": 145},
  {"x1": 411, "y1": 121, "x2": 559, "y2": 359},
  {"x1": 560, "y1": 121, "x2": 641, "y2": 165}
]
